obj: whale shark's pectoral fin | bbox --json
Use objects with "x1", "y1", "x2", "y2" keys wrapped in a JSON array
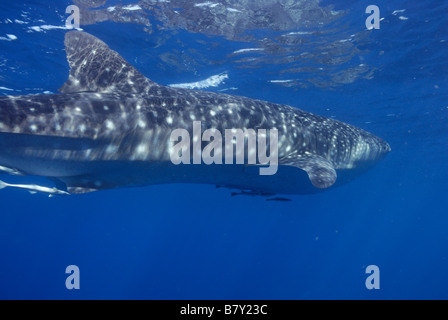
[
  {"x1": 280, "y1": 154, "x2": 337, "y2": 189},
  {"x1": 60, "y1": 31, "x2": 157, "y2": 94}
]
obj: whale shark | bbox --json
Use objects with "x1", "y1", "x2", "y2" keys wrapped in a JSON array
[{"x1": 0, "y1": 31, "x2": 390, "y2": 196}]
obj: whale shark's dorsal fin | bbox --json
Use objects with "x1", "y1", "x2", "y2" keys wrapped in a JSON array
[{"x1": 60, "y1": 31, "x2": 158, "y2": 94}]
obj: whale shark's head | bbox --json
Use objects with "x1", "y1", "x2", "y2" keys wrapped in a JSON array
[
  {"x1": 354, "y1": 132, "x2": 390, "y2": 164},
  {"x1": 335, "y1": 129, "x2": 391, "y2": 171}
]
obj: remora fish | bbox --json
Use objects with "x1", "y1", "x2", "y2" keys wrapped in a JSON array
[
  {"x1": 0, "y1": 180, "x2": 69, "y2": 196},
  {"x1": 0, "y1": 31, "x2": 390, "y2": 195}
]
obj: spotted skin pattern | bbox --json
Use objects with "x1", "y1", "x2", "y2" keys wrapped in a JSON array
[{"x1": 0, "y1": 31, "x2": 390, "y2": 194}]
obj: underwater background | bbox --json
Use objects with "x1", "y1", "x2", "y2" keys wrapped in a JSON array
[{"x1": 0, "y1": 0, "x2": 447, "y2": 299}]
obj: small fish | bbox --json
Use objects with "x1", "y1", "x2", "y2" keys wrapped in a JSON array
[
  {"x1": 0, "y1": 180, "x2": 70, "y2": 197},
  {"x1": 231, "y1": 190, "x2": 275, "y2": 197},
  {"x1": 266, "y1": 197, "x2": 292, "y2": 202}
]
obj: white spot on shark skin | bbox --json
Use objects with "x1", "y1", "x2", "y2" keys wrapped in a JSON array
[
  {"x1": 166, "y1": 117, "x2": 173, "y2": 124},
  {"x1": 30, "y1": 124, "x2": 37, "y2": 132},
  {"x1": 106, "y1": 145, "x2": 118, "y2": 154},
  {"x1": 136, "y1": 144, "x2": 148, "y2": 155},
  {"x1": 137, "y1": 119, "x2": 146, "y2": 128},
  {"x1": 105, "y1": 120, "x2": 115, "y2": 130},
  {"x1": 78, "y1": 124, "x2": 86, "y2": 133}
]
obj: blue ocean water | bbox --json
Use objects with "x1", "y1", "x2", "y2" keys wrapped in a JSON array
[{"x1": 0, "y1": 0, "x2": 447, "y2": 299}]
